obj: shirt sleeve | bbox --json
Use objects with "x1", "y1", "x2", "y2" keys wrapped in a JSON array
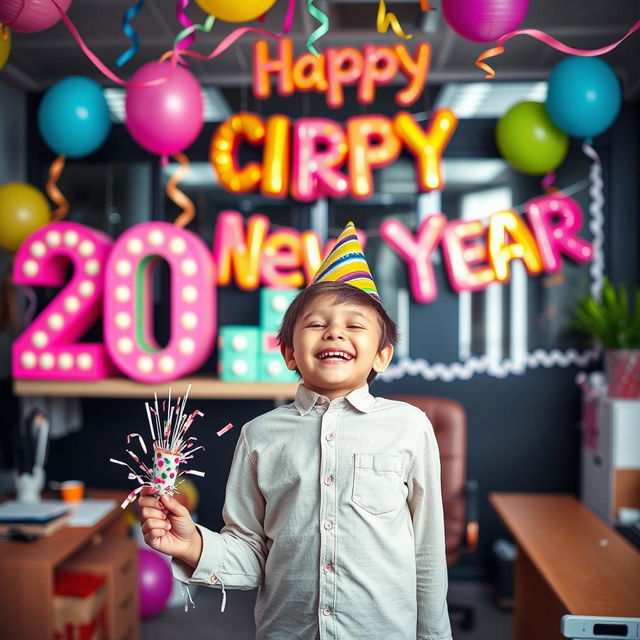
[
  {"x1": 172, "y1": 427, "x2": 268, "y2": 591},
  {"x1": 406, "y1": 411, "x2": 453, "y2": 640}
]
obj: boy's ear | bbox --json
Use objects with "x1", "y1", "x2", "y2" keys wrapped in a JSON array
[
  {"x1": 373, "y1": 344, "x2": 394, "y2": 374},
  {"x1": 280, "y1": 344, "x2": 297, "y2": 371}
]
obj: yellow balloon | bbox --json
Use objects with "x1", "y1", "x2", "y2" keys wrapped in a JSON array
[
  {"x1": 175, "y1": 477, "x2": 199, "y2": 512},
  {"x1": 0, "y1": 182, "x2": 51, "y2": 252},
  {"x1": 124, "y1": 505, "x2": 140, "y2": 528},
  {"x1": 194, "y1": 0, "x2": 277, "y2": 23},
  {"x1": 0, "y1": 29, "x2": 10, "y2": 71}
]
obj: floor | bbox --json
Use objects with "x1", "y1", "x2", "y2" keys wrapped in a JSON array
[{"x1": 142, "y1": 581, "x2": 513, "y2": 640}]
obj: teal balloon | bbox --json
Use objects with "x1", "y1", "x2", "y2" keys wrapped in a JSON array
[
  {"x1": 38, "y1": 76, "x2": 112, "y2": 158},
  {"x1": 545, "y1": 56, "x2": 621, "y2": 138},
  {"x1": 496, "y1": 101, "x2": 569, "y2": 175}
]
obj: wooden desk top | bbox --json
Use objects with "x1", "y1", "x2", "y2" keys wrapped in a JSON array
[
  {"x1": 0, "y1": 490, "x2": 126, "y2": 566},
  {"x1": 490, "y1": 493, "x2": 640, "y2": 616}
]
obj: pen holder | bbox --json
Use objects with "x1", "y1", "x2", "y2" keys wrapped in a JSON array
[
  {"x1": 15, "y1": 466, "x2": 45, "y2": 503},
  {"x1": 152, "y1": 445, "x2": 181, "y2": 495}
]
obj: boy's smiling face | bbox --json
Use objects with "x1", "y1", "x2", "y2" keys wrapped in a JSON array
[{"x1": 281, "y1": 293, "x2": 393, "y2": 400}]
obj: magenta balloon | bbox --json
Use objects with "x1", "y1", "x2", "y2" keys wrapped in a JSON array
[
  {"x1": 0, "y1": 0, "x2": 72, "y2": 33},
  {"x1": 125, "y1": 61, "x2": 204, "y2": 159},
  {"x1": 138, "y1": 549, "x2": 172, "y2": 619},
  {"x1": 442, "y1": 0, "x2": 528, "y2": 43}
]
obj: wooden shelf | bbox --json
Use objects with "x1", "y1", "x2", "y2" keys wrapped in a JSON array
[{"x1": 13, "y1": 376, "x2": 299, "y2": 403}]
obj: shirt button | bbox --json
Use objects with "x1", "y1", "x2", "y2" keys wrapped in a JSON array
[
  {"x1": 322, "y1": 607, "x2": 332, "y2": 616},
  {"x1": 210, "y1": 574, "x2": 218, "y2": 584},
  {"x1": 324, "y1": 520, "x2": 333, "y2": 530},
  {"x1": 317, "y1": 398, "x2": 327, "y2": 406},
  {"x1": 324, "y1": 475, "x2": 333, "y2": 486},
  {"x1": 323, "y1": 564, "x2": 334, "y2": 573},
  {"x1": 325, "y1": 433, "x2": 335, "y2": 442}
]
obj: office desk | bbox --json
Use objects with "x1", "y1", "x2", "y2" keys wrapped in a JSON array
[
  {"x1": 490, "y1": 493, "x2": 640, "y2": 640},
  {"x1": 0, "y1": 490, "x2": 136, "y2": 640}
]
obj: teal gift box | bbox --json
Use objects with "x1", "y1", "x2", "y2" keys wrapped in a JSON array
[
  {"x1": 260, "y1": 288, "x2": 299, "y2": 333},
  {"x1": 218, "y1": 326, "x2": 260, "y2": 382},
  {"x1": 258, "y1": 330, "x2": 298, "y2": 382}
]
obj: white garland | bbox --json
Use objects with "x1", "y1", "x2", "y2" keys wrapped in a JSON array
[{"x1": 379, "y1": 144, "x2": 604, "y2": 382}]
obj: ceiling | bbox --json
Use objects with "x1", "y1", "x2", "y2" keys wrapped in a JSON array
[{"x1": 3, "y1": 0, "x2": 640, "y2": 97}]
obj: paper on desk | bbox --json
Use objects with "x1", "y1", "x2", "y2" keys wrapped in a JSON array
[
  {"x1": 46, "y1": 499, "x2": 117, "y2": 526},
  {"x1": 0, "y1": 501, "x2": 69, "y2": 523}
]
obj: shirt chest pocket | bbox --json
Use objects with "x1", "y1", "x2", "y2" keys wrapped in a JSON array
[{"x1": 351, "y1": 453, "x2": 405, "y2": 515}]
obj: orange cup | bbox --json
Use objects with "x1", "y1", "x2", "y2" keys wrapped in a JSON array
[{"x1": 61, "y1": 480, "x2": 85, "y2": 502}]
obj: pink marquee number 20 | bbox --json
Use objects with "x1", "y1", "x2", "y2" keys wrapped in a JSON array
[
  {"x1": 104, "y1": 222, "x2": 216, "y2": 383},
  {"x1": 12, "y1": 222, "x2": 117, "y2": 380}
]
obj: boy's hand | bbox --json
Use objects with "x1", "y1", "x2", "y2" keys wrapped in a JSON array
[{"x1": 139, "y1": 486, "x2": 203, "y2": 568}]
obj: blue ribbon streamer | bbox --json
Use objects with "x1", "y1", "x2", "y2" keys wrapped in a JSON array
[{"x1": 116, "y1": 0, "x2": 145, "y2": 67}]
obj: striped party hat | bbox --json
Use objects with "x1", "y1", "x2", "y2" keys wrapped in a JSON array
[{"x1": 310, "y1": 221, "x2": 380, "y2": 302}]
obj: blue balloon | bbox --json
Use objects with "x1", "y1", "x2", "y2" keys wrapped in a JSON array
[
  {"x1": 545, "y1": 56, "x2": 621, "y2": 138},
  {"x1": 38, "y1": 76, "x2": 112, "y2": 158}
]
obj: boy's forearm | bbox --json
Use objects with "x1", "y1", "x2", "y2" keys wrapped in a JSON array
[{"x1": 176, "y1": 528, "x2": 204, "y2": 568}]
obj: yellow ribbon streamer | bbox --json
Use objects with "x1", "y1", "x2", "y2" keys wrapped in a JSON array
[
  {"x1": 46, "y1": 155, "x2": 69, "y2": 221},
  {"x1": 167, "y1": 153, "x2": 195, "y2": 228},
  {"x1": 376, "y1": 0, "x2": 412, "y2": 40}
]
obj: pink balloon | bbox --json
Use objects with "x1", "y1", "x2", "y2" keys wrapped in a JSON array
[
  {"x1": 125, "y1": 61, "x2": 204, "y2": 160},
  {"x1": 442, "y1": 0, "x2": 528, "y2": 43},
  {"x1": 0, "y1": 0, "x2": 72, "y2": 33}
]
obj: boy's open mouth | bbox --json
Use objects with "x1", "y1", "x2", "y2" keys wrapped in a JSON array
[{"x1": 315, "y1": 349, "x2": 354, "y2": 362}]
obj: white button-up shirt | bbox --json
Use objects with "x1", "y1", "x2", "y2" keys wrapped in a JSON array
[{"x1": 173, "y1": 383, "x2": 452, "y2": 640}]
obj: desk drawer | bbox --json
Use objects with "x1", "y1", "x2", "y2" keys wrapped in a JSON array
[{"x1": 113, "y1": 586, "x2": 139, "y2": 640}]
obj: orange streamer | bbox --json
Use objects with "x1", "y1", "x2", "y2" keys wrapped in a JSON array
[
  {"x1": 475, "y1": 45, "x2": 504, "y2": 79},
  {"x1": 167, "y1": 153, "x2": 195, "y2": 228},
  {"x1": 376, "y1": 0, "x2": 412, "y2": 40},
  {"x1": 46, "y1": 155, "x2": 69, "y2": 221}
]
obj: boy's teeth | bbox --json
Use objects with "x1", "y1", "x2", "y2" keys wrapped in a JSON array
[{"x1": 319, "y1": 351, "x2": 352, "y2": 360}]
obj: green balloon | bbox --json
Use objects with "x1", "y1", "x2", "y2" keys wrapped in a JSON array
[{"x1": 496, "y1": 101, "x2": 569, "y2": 175}]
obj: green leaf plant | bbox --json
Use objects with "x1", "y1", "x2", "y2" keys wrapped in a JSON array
[{"x1": 573, "y1": 279, "x2": 640, "y2": 349}]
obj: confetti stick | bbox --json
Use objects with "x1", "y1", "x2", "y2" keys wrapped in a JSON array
[{"x1": 110, "y1": 386, "x2": 225, "y2": 508}]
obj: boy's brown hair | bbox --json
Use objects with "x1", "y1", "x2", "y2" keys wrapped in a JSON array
[{"x1": 277, "y1": 281, "x2": 398, "y2": 384}]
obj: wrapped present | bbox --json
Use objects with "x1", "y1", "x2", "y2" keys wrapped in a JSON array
[{"x1": 53, "y1": 572, "x2": 106, "y2": 640}]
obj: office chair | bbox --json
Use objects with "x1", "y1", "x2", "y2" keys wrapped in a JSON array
[{"x1": 389, "y1": 395, "x2": 479, "y2": 631}]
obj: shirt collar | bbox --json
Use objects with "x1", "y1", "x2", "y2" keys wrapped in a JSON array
[{"x1": 293, "y1": 383, "x2": 375, "y2": 416}]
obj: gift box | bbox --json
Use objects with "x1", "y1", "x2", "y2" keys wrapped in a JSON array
[{"x1": 53, "y1": 571, "x2": 106, "y2": 640}]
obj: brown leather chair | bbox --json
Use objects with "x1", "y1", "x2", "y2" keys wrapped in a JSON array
[{"x1": 389, "y1": 395, "x2": 479, "y2": 631}]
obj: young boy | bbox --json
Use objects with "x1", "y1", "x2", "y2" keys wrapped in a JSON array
[{"x1": 139, "y1": 222, "x2": 452, "y2": 640}]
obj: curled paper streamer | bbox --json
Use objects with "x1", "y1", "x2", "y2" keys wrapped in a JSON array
[
  {"x1": 420, "y1": 0, "x2": 432, "y2": 10},
  {"x1": 48, "y1": 0, "x2": 181, "y2": 87},
  {"x1": 175, "y1": 0, "x2": 196, "y2": 51},
  {"x1": 163, "y1": 0, "x2": 296, "y2": 65},
  {"x1": 306, "y1": 0, "x2": 329, "y2": 56},
  {"x1": 46, "y1": 155, "x2": 69, "y2": 221},
  {"x1": 167, "y1": 153, "x2": 195, "y2": 228},
  {"x1": 477, "y1": 20, "x2": 640, "y2": 79},
  {"x1": 116, "y1": 0, "x2": 145, "y2": 67},
  {"x1": 541, "y1": 172, "x2": 560, "y2": 195},
  {"x1": 377, "y1": 0, "x2": 412, "y2": 40},
  {"x1": 172, "y1": 14, "x2": 215, "y2": 52}
]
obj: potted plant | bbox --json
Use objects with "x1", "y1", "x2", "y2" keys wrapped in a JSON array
[{"x1": 573, "y1": 279, "x2": 640, "y2": 398}]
